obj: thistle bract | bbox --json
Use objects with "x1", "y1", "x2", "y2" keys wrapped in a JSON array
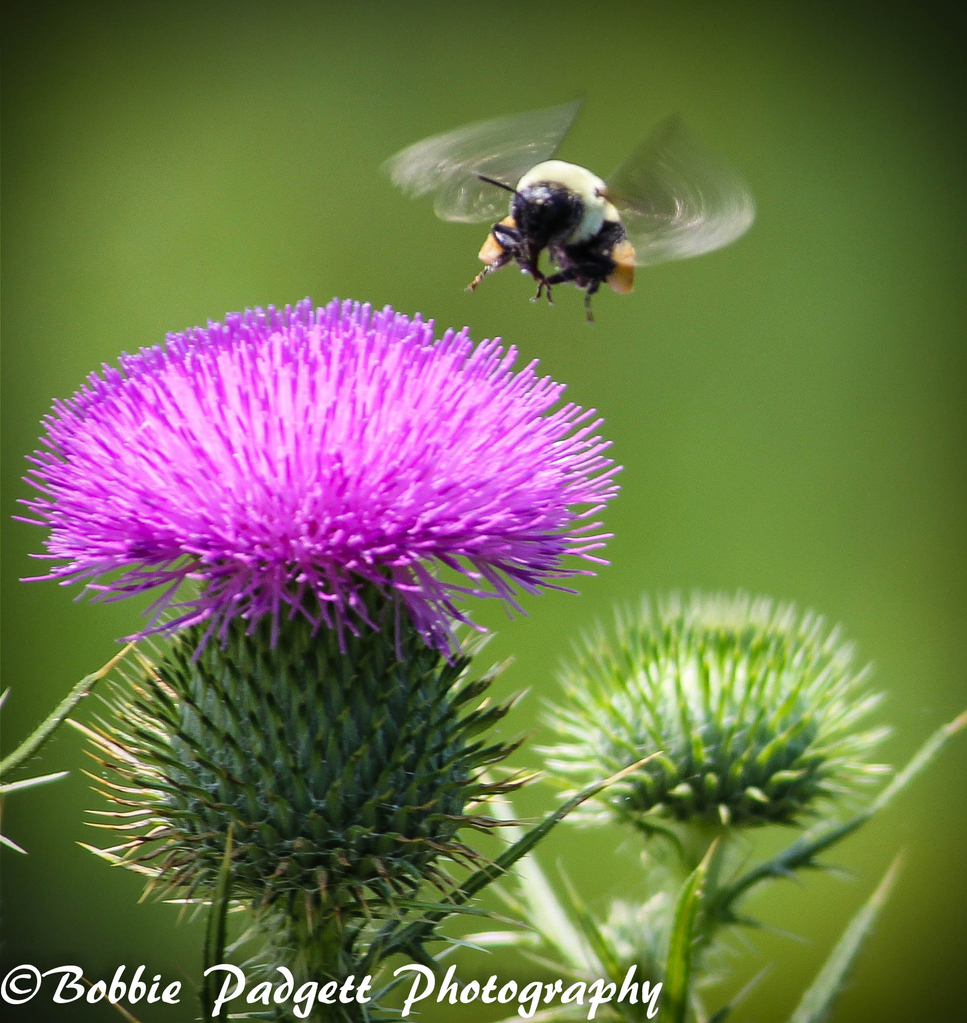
[
  {"x1": 545, "y1": 593, "x2": 889, "y2": 828},
  {"x1": 88, "y1": 601, "x2": 516, "y2": 916},
  {"x1": 23, "y1": 298, "x2": 618, "y2": 651}
]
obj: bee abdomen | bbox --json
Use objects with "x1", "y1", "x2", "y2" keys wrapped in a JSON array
[{"x1": 561, "y1": 221, "x2": 636, "y2": 294}]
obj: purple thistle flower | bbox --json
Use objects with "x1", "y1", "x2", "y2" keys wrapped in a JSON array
[{"x1": 22, "y1": 299, "x2": 619, "y2": 650}]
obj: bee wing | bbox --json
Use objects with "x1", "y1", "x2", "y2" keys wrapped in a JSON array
[
  {"x1": 606, "y1": 115, "x2": 755, "y2": 267},
  {"x1": 384, "y1": 101, "x2": 583, "y2": 224}
]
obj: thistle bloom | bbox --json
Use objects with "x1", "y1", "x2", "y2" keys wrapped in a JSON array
[{"x1": 23, "y1": 299, "x2": 618, "y2": 649}]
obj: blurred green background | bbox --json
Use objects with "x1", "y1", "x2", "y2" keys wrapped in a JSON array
[{"x1": 2, "y1": 1, "x2": 965, "y2": 1021}]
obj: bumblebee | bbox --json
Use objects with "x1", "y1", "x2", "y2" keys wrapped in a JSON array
[{"x1": 385, "y1": 101, "x2": 755, "y2": 320}]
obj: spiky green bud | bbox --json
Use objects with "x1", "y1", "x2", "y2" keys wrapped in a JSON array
[
  {"x1": 544, "y1": 593, "x2": 889, "y2": 830},
  {"x1": 85, "y1": 596, "x2": 518, "y2": 990}
]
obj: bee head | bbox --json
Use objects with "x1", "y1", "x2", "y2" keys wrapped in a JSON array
[{"x1": 511, "y1": 183, "x2": 583, "y2": 248}]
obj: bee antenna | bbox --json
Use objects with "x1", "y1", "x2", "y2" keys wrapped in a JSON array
[{"x1": 477, "y1": 174, "x2": 518, "y2": 195}]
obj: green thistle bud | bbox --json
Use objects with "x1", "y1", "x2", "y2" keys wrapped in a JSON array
[
  {"x1": 544, "y1": 593, "x2": 889, "y2": 830},
  {"x1": 599, "y1": 894, "x2": 672, "y2": 984},
  {"x1": 85, "y1": 596, "x2": 517, "y2": 969}
]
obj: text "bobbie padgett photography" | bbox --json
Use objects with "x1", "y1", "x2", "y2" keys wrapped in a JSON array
[{"x1": 2, "y1": 961, "x2": 662, "y2": 1020}]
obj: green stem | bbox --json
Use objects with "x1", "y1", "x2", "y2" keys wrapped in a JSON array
[{"x1": 254, "y1": 902, "x2": 367, "y2": 1023}]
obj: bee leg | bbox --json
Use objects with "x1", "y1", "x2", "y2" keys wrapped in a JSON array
[
  {"x1": 583, "y1": 280, "x2": 601, "y2": 323},
  {"x1": 533, "y1": 277, "x2": 554, "y2": 304},
  {"x1": 540, "y1": 268, "x2": 578, "y2": 306},
  {"x1": 518, "y1": 258, "x2": 553, "y2": 303},
  {"x1": 467, "y1": 250, "x2": 513, "y2": 292}
]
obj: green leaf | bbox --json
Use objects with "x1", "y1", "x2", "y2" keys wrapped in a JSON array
[
  {"x1": 0, "y1": 644, "x2": 133, "y2": 778},
  {"x1": 467, "y1": 928, "x2": 537, "y2": 948},
  {"x1": 710, "y1": 709, "x2": 966, "y2": 922},
  {"x1": 559, "y1": 868, "x2": 623, "y2": 981},
  {"x1": 487, "y1": 792, "x2": 593, "y2": 971},
  {"x1": 787, "y1": 855, "x2": 902, "y2": 1023},
  {"x1": 663, "y1": 840, "x2": 716, "y2": 1023},
  {"x1": 704, "y1": 965, "x2": 772, "y2": 1023},
  {"x1": 389, "y1": 899, "x2": 503, "y2": 918},
  {"x1": 362, "y1": 753, "x2": 661, "y2": 971}
]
